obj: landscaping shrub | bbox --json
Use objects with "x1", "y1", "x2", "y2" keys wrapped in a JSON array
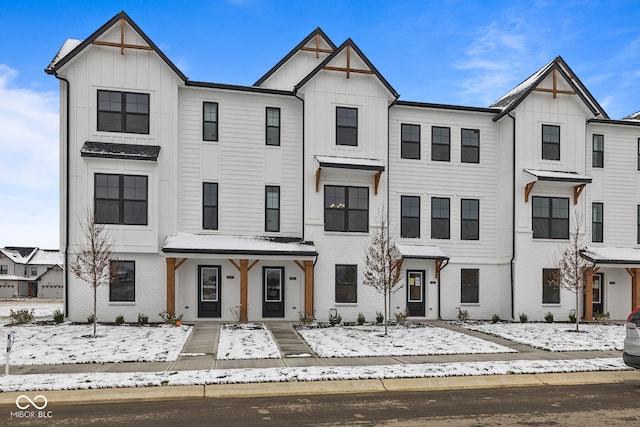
[
  {"x1": 568, "y1": 310, "x2": 576, "y2": 323},
  {"x1": 53, "y1": 309, "x2": 64, "y2": 324},
  {"x1": 457, "y1": 308, "x2": 470, "y2": 321},
  {"x1": 491, "y1": 313, "x2": 501, "y2": 323},
  {"x1": 519, "y1": 313, "x2": 528, "y2": 323},
  {"x1": 298, "y1": 311, "x2": 315, "y2": 324},
  {"x1": 376, "y1": 311, "x2": 384, "y2": 324},
  {"x1": 594, "y1": 311, "x2": 610, "y2": 322},
  {"x1": 10, "y1": 308, "x2": 34, "y2": 324},
  {"x1": 137, "y1": 313, "x2": 149, "y2": 325},
  {"x1": 159, "y1": 311, "x2": 183, "y2": 325},
  {"x1": 394, "y1": 309, "x2": 408, "y2": 325},
  {"x1": 544, "y1": 312, "x2": 554, "y2": 323},
  {"x1": 329, "y1": 310, "x2": 342, "y2": 326},
  {"x1": 115, "y1": 314, "x2": 125, "y2": 325},
  {"x1": 357, "y1": 312, "x2": 366, "y2": 325},
  {"x1": 87, "y1": 313, "x2": 95, "y2": 324}
]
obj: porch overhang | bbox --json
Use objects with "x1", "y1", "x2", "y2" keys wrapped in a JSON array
[
  {"x1": 162, "y1": 233, "x2": 317, "y2": 322},
  {"x1": 523, "y1": 169, "x2": 592, "y2": 204},
  {"x1": 580, "y1": 247, "x2": 640, "y2": 267},
  {"x1": 314, "y1": 155, "x2": 385, "y2": 194},
  {"x1": 395, "y1": 244, "x2": 449, "y2": 278}
]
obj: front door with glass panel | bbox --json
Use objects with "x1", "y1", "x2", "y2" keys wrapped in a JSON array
[
  {"x1": 406, "y1": 270, "x2": 425, "y2": 316},
  {"x1": 198, "y1": 265, "x2": 221, "y2": 318},
  {"x1": 263, "y1": 267, "x2": 285, "y2": 318},
  {"x1": 592, "y1": 273, "x2": 604, "y2": 315}
]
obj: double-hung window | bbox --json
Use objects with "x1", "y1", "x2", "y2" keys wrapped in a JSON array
[
  {"x1": 592, "y1": 203, "x2": 603, "y2": 243},
  {"x1": 335, "y1": 264, "x2": 357, "y2": 303},
  {"x1": 110, "y1": 260, "x2": 135, "y2": 302},
  {"x1": 203, "y1": 102, "x2": 218, "y2": 141},
  {"x1": 0, "y1": 265, "x2": 6, "y2": 274},
  {"x1": 542, "y1": 268, "x2": 560, "y2": 304},
  {"x1": 95, "y1": 174, "x2": 148, "y2": 225},
  {"x1": 461, "y1": 199, "x2": 479, "y2": 240},
  {"x1": 431, "y1": 126, "x2": 450, "y2": 161},
  {"x1": 431, "y1": 197, "x2": 450, "y2": 239},
  {"x1": 592, "y1": 134, "x2": 604, "y2": 168},
  {"x1": 461, "y1": 128, "x2": 480, "y2": 163},
  {"x1": 461, "y1": 269, "x2": 479, "y2": 303},
  {"x1": 265, "y1": 186, "x2": 280, "y2": 232},
  {"x1": 203, "y1": 183, "x2": 219, "y2": 230},
  {"x1": 401, "y1": 124, "x2": 420, "y2": 159},
  {"x1": 98, "y1": 90, "x2": 149, "y2": 134},
  {"x1": 336, "y1": 107, "x2": 357, "y2": 146},
  {"x1": 532, "y1": 196, "x2": 569, "y2": 239},
  {"x1": 401, "y1": 196, "x2": 420, "y2": 238},
  {"x1": 325, "y1": 186, "x2": 368, "y2": 232},
  {"x1": 266, "y1": 107, "x2": 280, "y2": 146},
  {"x1": 542, "y1": 124, "x2": 560, "y2": 160}
]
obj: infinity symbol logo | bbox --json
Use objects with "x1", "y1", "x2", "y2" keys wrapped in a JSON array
[{"x1": 16, "y1": 395, "x2": 48, "y2": 410}]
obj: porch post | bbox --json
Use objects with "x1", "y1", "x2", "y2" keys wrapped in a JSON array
[
  {"x1": 239, "y1": 259, "x2": 249, "y2": 323},
  {"x1": 584, "y1": 271, "x2": 593, "y2": 321},
  {"x1": 166, "y1": 257, "x2": 176, "y2": 315},
  {"x1": 304, "y1": 260, "x2": 314, "y2": 317}
]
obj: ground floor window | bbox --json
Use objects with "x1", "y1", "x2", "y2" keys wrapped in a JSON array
[
  {"x1": 542, "y1": 268, "x2": 560, "y2": 304},
  {"x1": 335, "y1": 264, "x2": 357, "y2": 303},
  {"x1": 110, "y1": 260, "x2": 135, "y2": 302},
  {"x1": 460, "y1": 268, "x2": 479, "y2": 303}
]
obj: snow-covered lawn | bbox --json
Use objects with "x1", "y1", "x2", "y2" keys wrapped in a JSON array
[
  {"x1": 0, "y1": 298, "x2": 62, "y2": 319},
  {"x1": 297, "y1": 324, "x2": 517, "y2": 357},
  {"x1": 0, "y1": 358, "x2": 628, "y2": 392},
  {"x1": 458, "y1": 322, "x2": 625, "y2": 352},
  {"x1": 4, "y1": 323, "x2": 192, "y2": 365},
  {"x1": 216, "y1": 323, "x2": 280, "y2": 359}
]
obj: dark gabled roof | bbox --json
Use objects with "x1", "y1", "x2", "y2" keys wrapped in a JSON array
[
  {"x1": 294, "y1": 38, "x2": 399, "y2": 99},
  {"x1": 45, "y1": 10, "x2": 187, "y2": 82},
  {"x1": 5, "y1": 247, "x2": 38, "y2": 258},
  {"x1": 490, "y1": 56, "x2": 608, "y2": 122},
  {"x1": 81, "y1": 141, "x2": 161, "y2": 161},
  {"x1": 588, "y1": 117, "x2": 640, "y2": 127},
  {"x1": 253, "y1": 27, "x2": 337, "y2": 87},
  {"x1": 395, "y1": 100, "x2": 501, "y2": 114},
  {"x1": 187, "y1": 80, "x2": 294, "y2": 96}
]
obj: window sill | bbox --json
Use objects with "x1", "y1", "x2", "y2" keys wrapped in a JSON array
[
  {"x1": 109, "y1": 302, "x2": 136, "y2": 306},
  {"x1": 542, "y1": 303, "x2": 561, "y2": 307},
  {"x1": 334, "y1": 303, "x2": 358, "y2": 307},
  {"x1": 460, "y1": 303, "x2": 480, "y2": 306}
]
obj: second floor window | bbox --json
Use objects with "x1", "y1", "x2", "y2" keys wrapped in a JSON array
[
  {"x1": 461, "y1": 199, "x2": 479, "y2": 240},
  {"x1": 0, "y1": 265, "x2": 7, "y2": 274},
  {"x1": 266, "y1": 107, "x2": 280, "y2": 146},
  {"x1": 265, "y1": 186, "x2": 280, "y2": 232},
  {"x1": 592, "y1": 203, "x2": 603, "y2": 243},
  {"x1": 98, "y1": 90, "x2": 149, "y2": 134},
  {"x1": 203, "y1": 102, "x2": 218, "y2": 141},
  {"x1": 431, "y1": 197, "x2": 450, "y2": 239},
  {"x1": 95, "y1": 174, "x2": 148, "y2": 225},
  {"x1": 325, "y1": 186, "x2": 368, "y2": 232},
  {"x1": 532, "y1": 196, "x2": 568, "y2": 239},
  {"x1": 542, "y1": 124, "x2": 560, "y2": 160},
  {"x1": 401, "y1": 195, "x2": 420, "y2": 238},
  {"x1": 401, "y1": 124, "x2": 420, "y2": 159},
  {"x1": 432, "y1": 126, "x2": 450, "y2": 161},
  {"x1": 203, "y1": 182, "x2": 218, "y2": 230},
  {"x1": 336, "y1": 107, "x2": 358, "y2": 146},
  {"x1": 592, "y1": 134, "x2": 604, "y2": 168},
  {"x1": 461, "y1": 128, "x2": 480, "y2": 163}
]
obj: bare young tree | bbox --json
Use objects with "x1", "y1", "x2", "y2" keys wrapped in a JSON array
[
  {"x1": 554, "y1": 212, "x2": 589, "y2": 332},
  {"x1": 362, "y1": 209, "x2": 403, "y2": 336},
  {"x1": 69, "y1": 209, "x2": 113, "y2": 337}
]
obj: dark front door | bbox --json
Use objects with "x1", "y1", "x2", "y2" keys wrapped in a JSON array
[
  {"x1": 263, "y1": 267, "x2": 285, "y2": 318},
  {"x1": 593, "y1": 273, "x2": 604, "y2": 315},
  {"x1": 406, "y1": 270, "x2": 425, "y2": 316},
  {"x1": 198, "y1": 265, "x2": 221, "y2": 318}
]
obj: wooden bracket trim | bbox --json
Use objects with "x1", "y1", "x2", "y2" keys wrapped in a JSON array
[
  {"x1": 91, "y1": 18, "x2": 154, "y2": 54},
  {"x1": 524, "y1": 181, "x2": 536, "y2": 203},
  {"x1": 573, "y1": 184, "x2": 586, "y2": 205},
  {"x1": 374, "y1": 171, "x2": 382, "y2": 195},
  {"x1": 315, "y1": 167, "x2": 321, "y2": 192},
  {"x1": 175, "y1": 258, "x2": 187, "y2": 270}
]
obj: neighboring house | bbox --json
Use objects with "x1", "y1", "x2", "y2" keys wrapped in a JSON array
[
  {"x1": 0, "y1": 247, "x2": 63, "y2": 298},
  {"x1": 46, "y1": 11, "x2": 640, "y2": 323}
]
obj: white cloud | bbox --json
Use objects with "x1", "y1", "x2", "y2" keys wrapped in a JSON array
[{"x1": 0, "y1": 64, "x2": 59, "y2": 248}]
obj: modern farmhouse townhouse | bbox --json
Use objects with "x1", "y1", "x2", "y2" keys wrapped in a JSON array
[{"x1": 46, "y1": 11, "x2": 640, "y2": 323}]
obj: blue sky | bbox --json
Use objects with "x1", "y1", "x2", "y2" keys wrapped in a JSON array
[{"x1": 2, "y1": 0, "x2": 640, "y2": 248}]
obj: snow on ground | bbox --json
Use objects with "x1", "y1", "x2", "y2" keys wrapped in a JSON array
[
  {"x1": 216, "y1": 323, "x2": 280, "y2": 359},
  {"x1": 0, "y1": 357, "x2": 628, "y2": 392},
  {"x1": 297, "y1": 324, "x2": 517, "y2": 357},
  {"x1": 458, "y1": 322, "x2": 625, "y2": 352},
  {"x1": 3, "y1": 323, "x2": 192, "y2": 364},
  {"x1": 0, "y1": 299, "x2": 62, "y2": 319}
]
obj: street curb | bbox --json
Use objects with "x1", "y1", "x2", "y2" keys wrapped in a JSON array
[{"x1": 2, "y1": 371, "x2": 639, "y2": 404}]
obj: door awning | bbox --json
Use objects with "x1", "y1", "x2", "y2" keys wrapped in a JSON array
[
  {"x1": 581, "y1": 247, "x2": 640, "y2": 267},
  {"x1": 314, "y1": 155, "x2": 385, "y2": 194},
  {"x1": 395, "y1": 244, "x2": 448, "y2": 260},
  {"x1": 523, "y1": 169, "x2": 591, "y2": 204}
]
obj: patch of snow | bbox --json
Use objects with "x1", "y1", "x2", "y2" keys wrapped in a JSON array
[{"x1": 216, "y1": 323, "x2": 280, "y2": 359}]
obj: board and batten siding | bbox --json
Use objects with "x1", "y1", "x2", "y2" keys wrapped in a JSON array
[{"x1": 178, "y1": 87, "x2": 302, "y2": 237}]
